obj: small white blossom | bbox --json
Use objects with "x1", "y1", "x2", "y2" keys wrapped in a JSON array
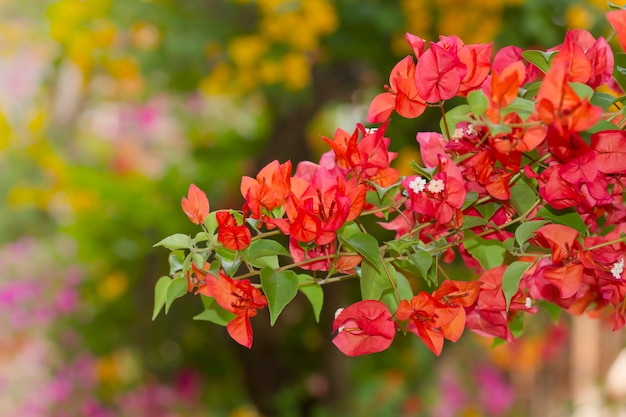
[
  {"x1": 364, "y1": 127, "x2": 378, "y2": 135},
  {"x1": 612, "y1": 258, "x2": 624, "y2": 280},
  {"x1": 409, "y1": 176, "x2": 427, "y2": 194},
  {"x1": 466, "y1": 124, "x2": 476, "y2": 135},
  {"x1": 427, "y1": 179, "x2": 445, "y2": 194},
  {"x1": 525, "y1": 297, "x2": 532, "y2": 309}
]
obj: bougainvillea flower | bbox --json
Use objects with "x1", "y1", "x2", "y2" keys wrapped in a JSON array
[
  {"x1": 241, "y1": 160, "x2": 292, "y2": 219},
  {"x1": 404, "y1": 171, "x2": 466, "y2": 225},
  {"x1": 457, "y1": 42, "x2": 493, "y2": 96},
  {"x1": 181, "y1": 183, "x2": 209, "y2": 225},
  {"x1": 332, "y1": 300, "x2": 395, "y2": 356},
  {"x1": 204, "y1": 270, "x2": 268, "y2": 348},
  {"x1": 590, "y1": 130, "x2": 626, "y2": 174},
  {"x1": 491, "y1": 45, "x2": 538, "y2": 86},
  {"x1": 416, "y1": 132, "x2": 447, "y2": 168},
  {"x1": 432, "y1": 280, "x2": 481, "y2": 342},
  {"x1": 536, "y1": 61, "x2": 603, "y2": 134},
  {"x1": 396, "y1": 292, "x2": 459, "y2": 356},
  {"x1": 416, "y1": 42, "x2": 464, "y2": 103},
  {"x1": 367, "y1": 56, "x2": 427, "y2": 123},
  {"x1": 216, "y1": 211, "x2": 252, "y2": 251},
  {"x1": 607, "y1": 9, "x2": 626, "y2": 53}
]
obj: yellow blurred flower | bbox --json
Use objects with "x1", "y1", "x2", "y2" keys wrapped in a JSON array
[
  {"x1": 566, "y1": 4, "x2": 593, "y2": 29},
  {"x1": 97, "y1": 271, "x2": 129, "y2": 301},
  {"x1": 280, "y1": 53, "x2": 310, "y2": 90},
  {"x1": 227, "y1": 35, "x2": 268, "y2": 68},
  {"x1": 131, "y1": 22, "x2": 160, "y2": 51}
]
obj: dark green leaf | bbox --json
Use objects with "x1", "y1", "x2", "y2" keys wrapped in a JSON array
[
  {"x1": 152, "y1": 276, "x2": 172, "y2": 320},
  {"x1": 460, "y1": 215, "x2": 489, "y2": 230},
  {"x1": 541, "y1": 301, "x2": 562, "y2": 324},
  {"x1": 462, "y1": 191, "x2": 479, "y2": 210},
  {"x1": 407, "y1": 250, "x2": 433, "y2": 282},
  {"x1": 509, "y1": 313, "x2": 525, "y2": 338},
  {"x1": 260, "y1": 268, "x2": 299, "y2": 325},
  {"x1": 502, "y1": 261, "x2": 532, "y2": 310},
  {"x1": 298, "y1": 274, "x2": 324, "y2": 323}
]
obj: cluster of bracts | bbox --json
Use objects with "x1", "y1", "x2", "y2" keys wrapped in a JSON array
[{"x1": 159, "y1": 9, "x2": 626, "y2": 357}]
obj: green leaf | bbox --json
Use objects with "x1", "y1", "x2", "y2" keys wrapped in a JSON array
[
  {"x1": 464, "y1": 232, "x2": 506, "y2": 270},
  {"x1": 467, "y1": 90, "x2": 488, "y2": 116},
  {"x1": 521, "y1": 81, "x2": 541, "y2": 99},
  {"x1": 591, "y1": 92, "x2": 621, "y2": 110},
  {"x1": 537, "y1": 206, "x2": 587, "y2": 235},
  {"x1": 541, "y1": 301, "x2": 562, "y2": 324},
  {"x1": 462, "y1": 191, "x2": 479, "y2": 210},
  {"x1": 390, "y1": 263, "x2": 413, "y2": 301},
  {"x1": 248, "y1": 255, "x2": 279, "y2": 269},
  {"x1": 613, "y1": 53, "x2": 626, "y2": 93},
  {"x1": 204, "y1": 211, "x2": 218, "y2": 235},
  {"x1": 339, "y1": 231, "x2": 382, "y2": 271},
  {"x1": 570, "y1": 82, "x2": 594, "y2": 101},
  {"x1": 475, "y1": 202, "x2": 498, "y2": 221},
  {"x1": 242, "y1": 239, "x2": 290, "y2": 262},
  {"x1": 152, "y1": 276, "x2": 172, "y2": 320},
  {"x1": 509, "y1": 313, "x2": 525, "y2": 338},
  {"x1": 409, "y1": 161, "x2": 437, "y2": 178},
  {"x1": 514, "y1": 221, "x2": 548, "y2": 248},
  {"x1": 360, "y1": 259, "x2": 392, "y2": 300},
  {"x1": 215, "y1": 247, "x2": 242, "y2": 276},
  {"x1": 502, "y1": 97, "x2": 535, "y2": 120},
  {"x1": 440, "y1": 104, "x2": 471, "y2": 139},
  {"x1": 460, "y1": 215, "x2": 489, "y2": 231},
  {"x1": 521, "y1": 50, "x2": 557, "y2": 73},
  {"x1": 168, "y1": 250, "x2": 185, "y2": 275},
  {"x1": 407, "y1": 250, "x2": 433, "y2": 282},
  {"x1": 298, "y1": 274, "x2": 323, "y2": 323},
  {"x1": 260, "y1": 268, "x2": 299, "y2": 326},
  {"x1": 194, "y1": 296, "x2": 236, "y2": 326},
  {"x1": 165, "y1": 277, "x2": 188, "y2": 314},
  {"x1": 502, "y1": 261, "x2": 532, "y2": 310},
  {"x1": 153, "y1": 234, "x2": 192, "y2": 250},
  {"x1": 509, "y1": 181, "x2": 537, "y2": 215},
  {"x1": 608, "y1": 1, "x2": 626, "y2": 11}
]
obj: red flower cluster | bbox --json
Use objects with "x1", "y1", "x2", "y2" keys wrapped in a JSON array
[{"x1": 159, "y1": 11, "x2": 626, "y2": 357}]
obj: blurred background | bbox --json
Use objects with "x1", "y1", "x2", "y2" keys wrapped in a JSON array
[{"x1": 2, "y1": 0, "x2": 626, "y2": 416}]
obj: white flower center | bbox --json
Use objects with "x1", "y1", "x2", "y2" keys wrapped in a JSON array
[
  {"x1": 427, "y1": 179, "x2": 445, "y2": 194},
  {"x1": 611, "y1": 258, "x2": 624, "y2": 280},
  {"x1": 409, "y1": 176, "x2": 427, "y2": 194},
  {"x1": 525, "y1": 297, "x2": 532, "y2": 309},
  {"x1": 466, "y1": 124, "x2": 475, "y2": 135}
]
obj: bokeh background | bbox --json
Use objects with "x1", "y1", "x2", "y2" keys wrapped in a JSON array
[{"x1": 2, "y1": 0, "x2": 626, "y2": 416}]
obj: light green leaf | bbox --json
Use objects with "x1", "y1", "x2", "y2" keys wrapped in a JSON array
[
  {"x1": 152, "y1": 276, "x2": 172, "y2": 320},
  {"x1": 153, "y1": 234, "x2": 192, "y2": 250},
  {"x1": 204, "y1": 211, "x2": 218, "y2": 235},
  {"x1": 194, "y1": 296, "x2": 236, "y2": 326},
  {"x1": 339, "y1": 231, "x2": 382, "y2": 271},
  {"x1": 467, "y1": 90, "x2": 488, "y2": 116},
  {"x1": 248, "y1": 255, "x2": 279, "y2": 269},
  {"x1": 502, "y1": 261, "x2": 532, "y2": 310},
  {"x1": 298, "y1": 274, "x2": 323, "y2": 323},
  {"x1": 514, "y1": 220, "x2": 548, "y2": 248},
  {"x1": 460, "y1": 215, "x2": 489, "y2": 231},
  {"x1": 408, "y1": 250, "x2": 433, "y2": 283},
  {"x1": 509, "y1": 181, "x2": 537, "y2": 215},
  {"x1": 168, "y1": 250, "x2": 185, "y2": 275},
  {"x1": 242, "y1": 239, "x2": 290, "y2": 263},
  {"x1": 502, "y1": 97, "x2": 535, "y2": 120},
  {"x1": 260, "y1": 268, "x2": 299, "y2": 326},
  {"x1": 522, "y1": 50, "x2": 557, "y2": 73},
  {"x1": 215, "y1": 247, "x2": 242, "y2": 276},
  {"x1": 440, "y1": 104, "x2": 472, "y2": 139},
  {"x1": 541, "y1": 301, "x2": 562, "y2": 324},
  {"x1": 165, "y1": 277, "x2": 188, "y2": 314},
  {"x1": 360, "y1": 259, "x2": 392, "y2": 300},
  {"x1": 464, "y1": 232, "x2": 506, "y2": 270}
]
